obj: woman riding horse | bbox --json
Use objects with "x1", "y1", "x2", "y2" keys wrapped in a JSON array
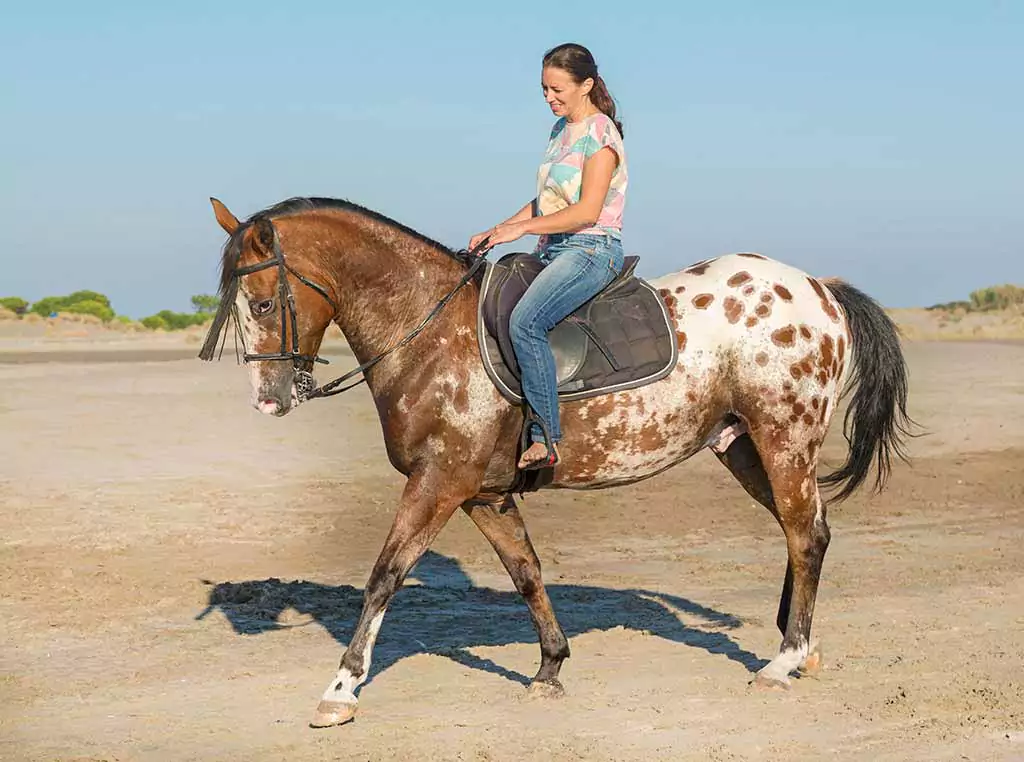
[{"x1": 470, "y1": 43, "x2": 627, "y2": 471}]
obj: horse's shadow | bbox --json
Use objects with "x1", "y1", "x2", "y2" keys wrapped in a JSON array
[{"x1": 196, "y1": 550, "x2": 767, "y2": 686}]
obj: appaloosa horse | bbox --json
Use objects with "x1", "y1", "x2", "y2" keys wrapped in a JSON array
[{"x1": 200, "y1": 196, "x2": 913, "y2": 728}]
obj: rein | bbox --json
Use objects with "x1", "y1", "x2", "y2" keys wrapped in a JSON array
[{"x1": 199, "y1": 218, "x2": 489, "y2": 402}]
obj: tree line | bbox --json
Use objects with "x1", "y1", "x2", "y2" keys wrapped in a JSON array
[{"x1": 0, "y1": 292, "x2": 221, "y2": 330}]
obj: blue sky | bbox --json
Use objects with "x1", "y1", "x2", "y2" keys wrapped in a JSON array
[{"x1": 4, "y1": 1, "x2": 1021, "y2": 317}]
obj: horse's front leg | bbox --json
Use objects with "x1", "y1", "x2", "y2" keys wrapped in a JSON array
[{"x1": 310, "y1": 469, "x2": 469, "y2": 728}]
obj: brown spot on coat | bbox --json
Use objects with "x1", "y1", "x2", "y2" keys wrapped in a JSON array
[
  {"x1": 760, "y1": 292, "x2": 774, "y2": 304},
  {"x1": 745, "y1": 316, "x2": 758, "y2": 328},
  {"x1": 693, "y1": 293, "x2": 715, "y2": 309},
  {"x1": 816, "y1": 370, "x2": 828, "y2": 387},
  {"x1": 808, "y1": 277, "x2": 840, "y2": 322},
  {"x1": 727, "y1": 271, "x2": 752, "y2": 288},
  {"x1": 676, "y1": 331, "x2": 687, "y2": 352},
  {"x1": 723, "y1": 296, "x2": 744, "y2": 324},
  {"x1": 793, "y1": 402, "x2": 806, "y2": 416},
  {"x1": 820, "y1": 397, "x2": 830, "y2": 423},
  {"x1": 802, "y1": 413, "x2": 816, "y2": 426},
  {"x1": 686, "y1": 391, "x2": 698, "y2": 403},
  {"x1": 811, "y1": 397, "x2": 820, "y2": 410},
  {"x1": 773, "y1": 284, "x2": 793, "y2": 301},
  {"x1": 685, "y1": 260, "x2": 713, "y2": 275},
  {"x1": 755, "y1": 303, "x2": 771, "y2": 318},
  {"x1": 772, "y1": 325, "x2": 796, "y2": 347},
  {"x1": 800, "y1": 359, "x2": 813, "y2": 375},
  {"x1": 659, "y1": 289, "x2": 679, "y2": 320},
  {"x1": 790, "y1": 365, "x2": 803, "y2": 380},
  {"x1": 755, "y1": 351, "x2": 769, "y2": 366},
  {"x1": 674, "y1": 285, "x2": 686, "y2": 294},
  {"x1": 737, "y1": 252, "x2": 767, "y2": 260},
  {"x1": 837, "y1": 335, "x2": 846, "y2": 363},
  {"x1": 820, "y1": 334, "x2": 835, "y2": 369},
  {"x1": 799, "y1": 325, "x2": 812, "y2": 340},
  {"x1": 742, "y1": 285, "x2": 756, "y2": 296}
]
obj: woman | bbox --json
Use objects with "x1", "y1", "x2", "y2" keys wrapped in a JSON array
[{"x1": 469, "y1": 42, "x2": 628, "y2": 470}]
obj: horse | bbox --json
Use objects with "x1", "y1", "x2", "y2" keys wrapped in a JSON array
[{"x1": 199, "y1": 195, "x2": 913, "y2": 728}]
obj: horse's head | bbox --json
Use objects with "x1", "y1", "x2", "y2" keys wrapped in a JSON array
[{"x1": 204, "y1": 198, "x2": 338, "y2": 417}]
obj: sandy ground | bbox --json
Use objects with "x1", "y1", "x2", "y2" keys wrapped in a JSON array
[{"x1": 1, "y1": 339, "x2": 1023, "y2": 761}]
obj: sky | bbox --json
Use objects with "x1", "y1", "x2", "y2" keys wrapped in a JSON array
[{"x1": 4, "y1": 1, "x2": 1021, "y2": 317}]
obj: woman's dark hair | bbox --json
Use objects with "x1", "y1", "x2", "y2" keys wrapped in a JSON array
[{"x1": 542, "y1": 43, "x2": 624, "y2": 138}]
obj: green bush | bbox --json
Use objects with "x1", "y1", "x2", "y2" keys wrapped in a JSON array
[
  {"x1": 64, "y1": 299, "x2": 115, "y2": 322},
  {"x1": 0, "y1": 297, "x2": 29, "y2": 314},
  {"x1": 191, "y1": 294, "x2": 221, "y2": 314},
  {"x1": 65, "y1": 290, "x2": 112, "y2": 309},
  {"x1": 141, "y1": 315, "x2": 168, "y2": 330},
  {"x1": 139, "y1": 310, "x2": 212, "y2": 330},
  {"x1": 969, "y1": 285, "x2": 1024, "y2": 312},
  {"x1": 926, "y1": 300, "x2": 971, "y2": 312},
  {"x1": 30, "y1": 291, "x2": 115, "y2": 318}
]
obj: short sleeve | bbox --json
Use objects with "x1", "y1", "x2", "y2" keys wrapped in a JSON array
[{"x1": 583, "y1": 115, "x2": 623, "y2": 164}]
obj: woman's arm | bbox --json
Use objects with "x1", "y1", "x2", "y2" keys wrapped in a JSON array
[
  {"x1": 468, "y1": 199, "x2": 536, "y2": 250},
  {"x1": 489, "y1": 147, "x2": 617, "y2": 245}
]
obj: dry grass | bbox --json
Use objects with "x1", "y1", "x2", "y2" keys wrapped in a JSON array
[{"x1": 890, "y1": 305, "x2": 1024, "y2": 341}]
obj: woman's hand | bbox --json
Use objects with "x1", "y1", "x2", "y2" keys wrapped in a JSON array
[
  {"x1": 486, "y1": 221, "x2": 528, "y2": 247},
  {"x1": 468, "y1": 229, "x2": 495, "y2": 253}
]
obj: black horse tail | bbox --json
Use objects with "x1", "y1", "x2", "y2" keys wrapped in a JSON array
[{"x1": 818, "y1": 279, "x2": 917, "y2": 503}]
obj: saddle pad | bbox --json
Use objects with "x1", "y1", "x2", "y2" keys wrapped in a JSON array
[{"x1": 476, "y1": 252, "x2": 678, "y2": 404}]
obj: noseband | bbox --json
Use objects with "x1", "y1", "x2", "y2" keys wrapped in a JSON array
[{"x1": 199, "y1": 218, "x2": 488, "y2": 401}]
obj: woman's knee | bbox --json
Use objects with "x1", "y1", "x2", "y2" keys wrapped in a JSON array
[{"x1": 510, "y1": 302, "x2": 542, "y2": 345}]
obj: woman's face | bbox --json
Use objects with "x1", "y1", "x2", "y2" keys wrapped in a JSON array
[{"x1": 541, "y1": 66, "x2": 592, "y2": 119}]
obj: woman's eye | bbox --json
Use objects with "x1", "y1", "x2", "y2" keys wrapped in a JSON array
[{"x1": 250, "y1": 299, "x2": 274, "y2": 316}]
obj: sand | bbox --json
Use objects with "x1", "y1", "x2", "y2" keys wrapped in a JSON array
[{"x1": 1, "y1": 339, "x2": 1023, "y2": 761}]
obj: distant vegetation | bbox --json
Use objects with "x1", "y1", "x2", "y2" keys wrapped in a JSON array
[
  {"x1": 0, "y1": 291, "x2": 221, "y2": 331},
  {"x1": 928, "y1": 285, "x2": 1024, "y2": 313}
]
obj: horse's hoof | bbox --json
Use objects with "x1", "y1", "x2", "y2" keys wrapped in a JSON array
[
  {"x1": 309, "y1": 699, "x2": 357, "y2": 728},
  {"x1": 752, "y1": 672, "x2": 791, "y2": 691},
  {"x1": 526, "y1": 678, "x2": 565, "y2": 700},
  {"x1": 799, "y1": 643, "x2": 824, "y2": 676}
]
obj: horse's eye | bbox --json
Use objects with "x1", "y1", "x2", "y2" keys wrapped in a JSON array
[{"x1": 251, "y1": 299, "x2": 274, "y2": 316}]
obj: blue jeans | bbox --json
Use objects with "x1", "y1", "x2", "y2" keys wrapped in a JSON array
[{"x1": 509, "y1": 232, "x2": 625, "y2": 446}]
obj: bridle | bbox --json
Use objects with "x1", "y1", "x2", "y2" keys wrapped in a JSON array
[{"x1": 199, "y1": 218, "x2": 489, "y2": 402}]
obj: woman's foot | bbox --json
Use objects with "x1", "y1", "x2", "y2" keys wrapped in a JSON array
[{"x1": 518, "y1": 441, "x2": 560, "y2": 470}]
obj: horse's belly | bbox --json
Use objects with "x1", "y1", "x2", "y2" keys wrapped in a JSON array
[{"x1": 556, "y1": 367, "x2": 717, "y2": 488}]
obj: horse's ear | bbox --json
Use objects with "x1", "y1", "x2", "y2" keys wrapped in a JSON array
[
  {"x1": 250, "y1": 217, "x2": 275, "y2": 258},
  {"x1": 210, "y1": 197, "x2": 240, "y2": 235}
]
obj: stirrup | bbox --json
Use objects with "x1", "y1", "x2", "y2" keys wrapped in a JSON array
[
  {"x1": 518, "y1": 409, "x2": 560, "y2": 471},
  {"x1": 520, "y1": 443, "x2": 560, "y2": 471}
]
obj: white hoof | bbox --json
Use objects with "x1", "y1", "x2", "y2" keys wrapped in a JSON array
[{"x1": 310, "y1": 699, "x2": 357, "y2": 728}]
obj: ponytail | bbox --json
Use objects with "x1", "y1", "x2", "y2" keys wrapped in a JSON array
[{"x1": 590, "y1": 75, "x2": 624, "y2": 138}]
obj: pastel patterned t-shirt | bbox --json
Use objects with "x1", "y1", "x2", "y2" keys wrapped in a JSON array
[{"x1": 535, "y1": 112, "x2": 627, "y2": 247}]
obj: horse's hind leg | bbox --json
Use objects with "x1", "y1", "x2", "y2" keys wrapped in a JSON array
[
  {"x1": 463, "y1": 494, "x2": 570, "y2": 697},
  {"x1": 715, "y1": 432, "x2": 827, "y2": 683}
]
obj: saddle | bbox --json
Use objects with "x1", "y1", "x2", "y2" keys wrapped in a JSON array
[{"x1": 477, "y1": 252, "x2": 678, "y2": 405}]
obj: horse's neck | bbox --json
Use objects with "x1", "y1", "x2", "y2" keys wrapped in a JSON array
[{"x1": 318, "y1": 214, "x2": 470, "y2": 379}]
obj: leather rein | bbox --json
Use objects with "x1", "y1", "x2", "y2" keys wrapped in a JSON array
[{"x1": 199, "y1": 219, "x2": 489, "y2": 402}]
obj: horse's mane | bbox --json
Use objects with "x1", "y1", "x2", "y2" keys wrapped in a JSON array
[{"x1": 217, "y1": 196, "x2": 476, "y2": 297}]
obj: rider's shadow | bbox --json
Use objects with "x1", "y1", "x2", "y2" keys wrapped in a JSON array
[{"x1": 196, "y1": 550, "x2": 766, "y2": 686}]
